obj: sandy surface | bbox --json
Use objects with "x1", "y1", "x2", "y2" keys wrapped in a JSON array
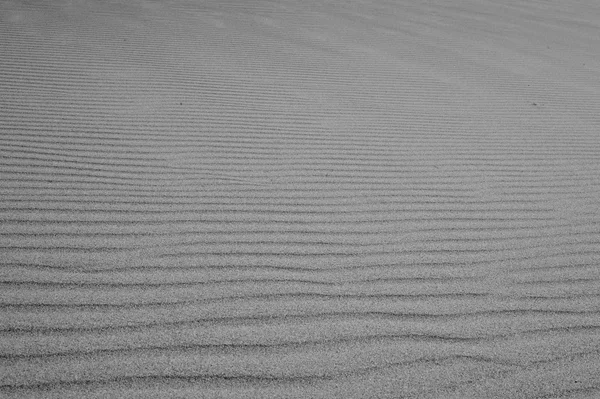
[{"x1": 1, "y1": 0, "x2": 600, "y2": 398}]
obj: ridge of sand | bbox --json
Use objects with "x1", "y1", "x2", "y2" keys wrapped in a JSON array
[{"x1": 1, "y1": 0, "x2": 600, "y2": 398}]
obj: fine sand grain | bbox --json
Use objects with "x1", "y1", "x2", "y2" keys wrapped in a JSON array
[{"x1": 1, "y1": 0, "x2": 600, "y2": 398}]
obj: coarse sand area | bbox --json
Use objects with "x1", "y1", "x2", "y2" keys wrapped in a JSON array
[{"x1": 1, "y1": 0, "x2": 600, "y2": 398}]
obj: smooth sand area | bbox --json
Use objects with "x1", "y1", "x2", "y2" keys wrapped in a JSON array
[{"x1": 1, "y1": 0, "x2": 600, "y2": 398}]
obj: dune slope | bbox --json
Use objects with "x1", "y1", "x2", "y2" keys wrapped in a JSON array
[{"x1": 1, "y1": 0, "x2": 600, "y2": 398}]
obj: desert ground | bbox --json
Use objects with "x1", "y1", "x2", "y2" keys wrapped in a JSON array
[{"x1": 1, "y1": 0, "x2": 600, "y2": 398}]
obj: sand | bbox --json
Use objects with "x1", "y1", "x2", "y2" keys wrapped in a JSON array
[{"x1": 1, "y1": 0, "x2": 600, "y2": 398}]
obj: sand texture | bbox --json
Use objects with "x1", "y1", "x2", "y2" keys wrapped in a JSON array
[{"x1": 1, "y1": 0, "x2": 600, "y2": 398}]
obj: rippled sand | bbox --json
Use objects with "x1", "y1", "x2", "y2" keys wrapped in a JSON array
[{"x1": 1, "y1": 0, "x2": 600, "y2": 398}]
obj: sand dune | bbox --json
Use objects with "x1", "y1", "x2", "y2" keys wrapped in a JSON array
[{"x1": 1, "y1": 0, "x2": 600, "y2": 398}]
